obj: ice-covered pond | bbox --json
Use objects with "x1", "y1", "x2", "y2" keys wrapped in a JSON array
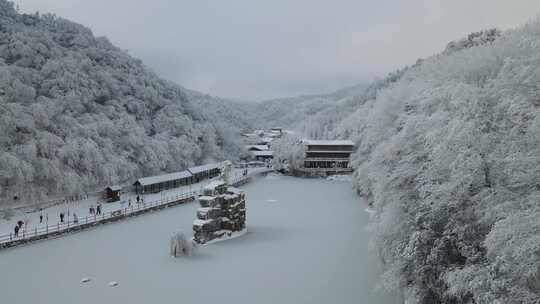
[{"x1": 0, "y1": 174, "x2": 397, "y2": 304}]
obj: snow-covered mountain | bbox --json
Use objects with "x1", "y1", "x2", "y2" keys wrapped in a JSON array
[
  {"x1": 0, "y1": 0, "x2": 538, "y2": 301},
  {"x1": 0, "y1": 1, "x2": 253, "y2": 205},
  {"x1": 266, "y1": 25, "x2": 540, "y2": 303},
  {"x1": 253, "y1": 69, "x2": 407, "y2": 139}
]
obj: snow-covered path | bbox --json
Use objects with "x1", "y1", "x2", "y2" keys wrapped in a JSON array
[
  {"x1": 0, "y1": 167, "x2": 269, "y2": 241},
  {"x1": 0, "y1": 174, "x2": 397, "y2": 304}
]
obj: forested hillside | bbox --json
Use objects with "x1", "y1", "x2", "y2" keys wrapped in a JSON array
[
  {"x1": 270, "y1": 24, "x2": 540, "y2": 303},
  {"x1": 0, "y1": 1, "x2": 251, "y2": 206},
  {"x1": 0, "y1": 0, "x2": 538, "y2": 301},
  {"x1": 254, "y1": 71, "x2": 406, "y2": 138}
]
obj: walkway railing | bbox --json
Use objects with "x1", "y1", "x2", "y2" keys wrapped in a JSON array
[
  {"x1": 0, "y1": 191, "x2": 196, "y2": 246},
  {"x1": 0, "y1": 168, "x2": 269, "y2": 249}
]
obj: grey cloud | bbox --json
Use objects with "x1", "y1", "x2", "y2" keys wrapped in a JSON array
[{"x1": 16, "y1": 0, "x2": 540, "y2": 100}]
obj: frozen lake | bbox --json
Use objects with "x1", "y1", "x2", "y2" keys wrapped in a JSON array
[{"x1": 0, "y1": 174, "x2": 396, "y2": 304}]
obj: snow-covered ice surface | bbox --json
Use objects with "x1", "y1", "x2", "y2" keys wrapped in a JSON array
[
  {"x1": 199, "y1": 228, "x2": 248, "y2": 246},
  {"x1": 0, "y1": 175, "x2": 398, "y2": 304}
]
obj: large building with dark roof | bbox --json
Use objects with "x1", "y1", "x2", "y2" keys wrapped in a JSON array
[{"x1": 299, "y1": 140, "x2": 355, "y2": 175}]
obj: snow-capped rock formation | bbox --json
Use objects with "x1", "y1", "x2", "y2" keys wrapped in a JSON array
[{"x1": 193, "y1": 180, "x2": 246, "y2": 244}]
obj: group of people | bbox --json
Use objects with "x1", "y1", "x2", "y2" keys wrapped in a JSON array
[
  {"x1": 59, "y1": 212, "x2": 79, "y2": 224},
  {"x1": 89, "y1": 203, "x2": 102, "y2": 216},
  {"x1": 13, "y1": 211, "x2": 50, "y2": 238},
  {"x1": 11, "y1": 195, "x2": 148, "y2": 239}
]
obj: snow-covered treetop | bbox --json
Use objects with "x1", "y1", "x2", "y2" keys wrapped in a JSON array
[
  {"x1": 0, "y1": 0, "x2": 251, "y2": 205},
  {"x1": 444, "y1": 28, "x2": 501, "y2": 54}
]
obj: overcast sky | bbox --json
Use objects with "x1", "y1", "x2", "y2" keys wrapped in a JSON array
[{"x1": 14, "y1": 0, "x2": 540, "y2": 100}]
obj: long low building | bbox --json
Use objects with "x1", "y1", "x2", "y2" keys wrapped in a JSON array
[
  {"x1": 133, "y1": 170, "x2": 193, "y2": 194},
  {"x1": 188, "y1": 163, "x2": 221, "y2": 183},
  {"x1": 133, "y1": 162, "x2": 222, "y2": 194}
]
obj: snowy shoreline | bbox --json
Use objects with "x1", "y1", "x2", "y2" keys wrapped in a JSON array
[
  {"x1": 194, "y1": 228, "x2": 248, "y2": 246},
  {"x1": 0, "y1": 167, "x2": 271, "y2": 244}
]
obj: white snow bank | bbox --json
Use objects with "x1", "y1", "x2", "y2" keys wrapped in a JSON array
[
  {"x1": 264, "y1": 173, "x2": 282, "y2": 180},
  {"x1": 326, "y1": 175, "x2": 352, "y2": 182},
  {"x1": 193, "y1": 219, "x2": 213, "y2": 226},
  {"x1": 364, "y1": 208, "x2": 376, "y2": 219},
  {"x1": 195, "y1": 228, "x2": 248, "y2": 246}
]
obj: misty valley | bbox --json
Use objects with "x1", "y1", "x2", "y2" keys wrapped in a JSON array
[{"x1": 0, "y1": 1, "x2": 539, "y2": 304}]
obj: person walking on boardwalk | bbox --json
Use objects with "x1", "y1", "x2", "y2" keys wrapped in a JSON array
[
  {"x1": 60, "y1": 212, "x2": 64, "y2": 223},
  {"x1": 96, "y1": 204, "x2": 101, "y2": 215},
  {"x1": 39, "y1": 213, "x2": 43, "y2": 224},
  {"x1": 17, "y1": 220, "x2": 23, "y2": 229},
  {"x1": 73, "y1": 213, "x2": 78, "y2": 224},
  {"x1": 14, "y1": 225, "x2": 19, "y2": 237}
]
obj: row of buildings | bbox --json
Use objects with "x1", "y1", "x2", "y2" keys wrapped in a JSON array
[
  {"x1": 103, "y1": 138, "x2": 356, "y2": 201},
  {"x1": 242, "y1": 128, "x2": 284, "y2": 163},
  {"x1": 104, "y1": 163, "x2": 222, "y2": 202},
  {"x1": 133, "y1": 163, "x2": 221, "y2": 194},
  {"x1": 242, "y1": 127, "x2": 356, "y2": 175}
]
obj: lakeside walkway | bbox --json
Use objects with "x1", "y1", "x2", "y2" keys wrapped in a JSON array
[{"x1": 0, "y1": 167, "x2": 272, "y2": 250}]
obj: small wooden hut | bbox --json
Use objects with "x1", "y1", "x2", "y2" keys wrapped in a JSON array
[{"x1": 104, "y1": 185, "x2": 122, "y2": 202}]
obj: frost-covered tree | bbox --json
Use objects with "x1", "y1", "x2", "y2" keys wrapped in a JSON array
[
  {"x1": 257, "y1": 22, "x2": 540, "y2": 304},
  {"x1": 271, "y1": 134, "x2": 305, "y2": 172},
  {"x1": 0, "y1": 0, "x2": 256, "y2": 206}
]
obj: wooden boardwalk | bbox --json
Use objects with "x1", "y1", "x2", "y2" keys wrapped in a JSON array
[
  {"x1": 0, "y1": 171, "x2": 270, "y2": 251},
  {"x1": 0, "y1": 192, "x2": 196, "y2": 250}
]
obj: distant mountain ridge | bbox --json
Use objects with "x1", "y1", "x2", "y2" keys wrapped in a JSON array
[{"x1": 254, "y1": 28, "x2": 502, "y2": 135}]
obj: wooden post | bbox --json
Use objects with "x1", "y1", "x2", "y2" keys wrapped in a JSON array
[
  {"x1": 35, "y1": 227, "x2": 37, "y2": 236},
  {"x1": 46, "y1": 225, "x2": 48, "y2": 233},
  {"x1": 10, "y1": 232, "x2": 12, "y2": 241}
]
